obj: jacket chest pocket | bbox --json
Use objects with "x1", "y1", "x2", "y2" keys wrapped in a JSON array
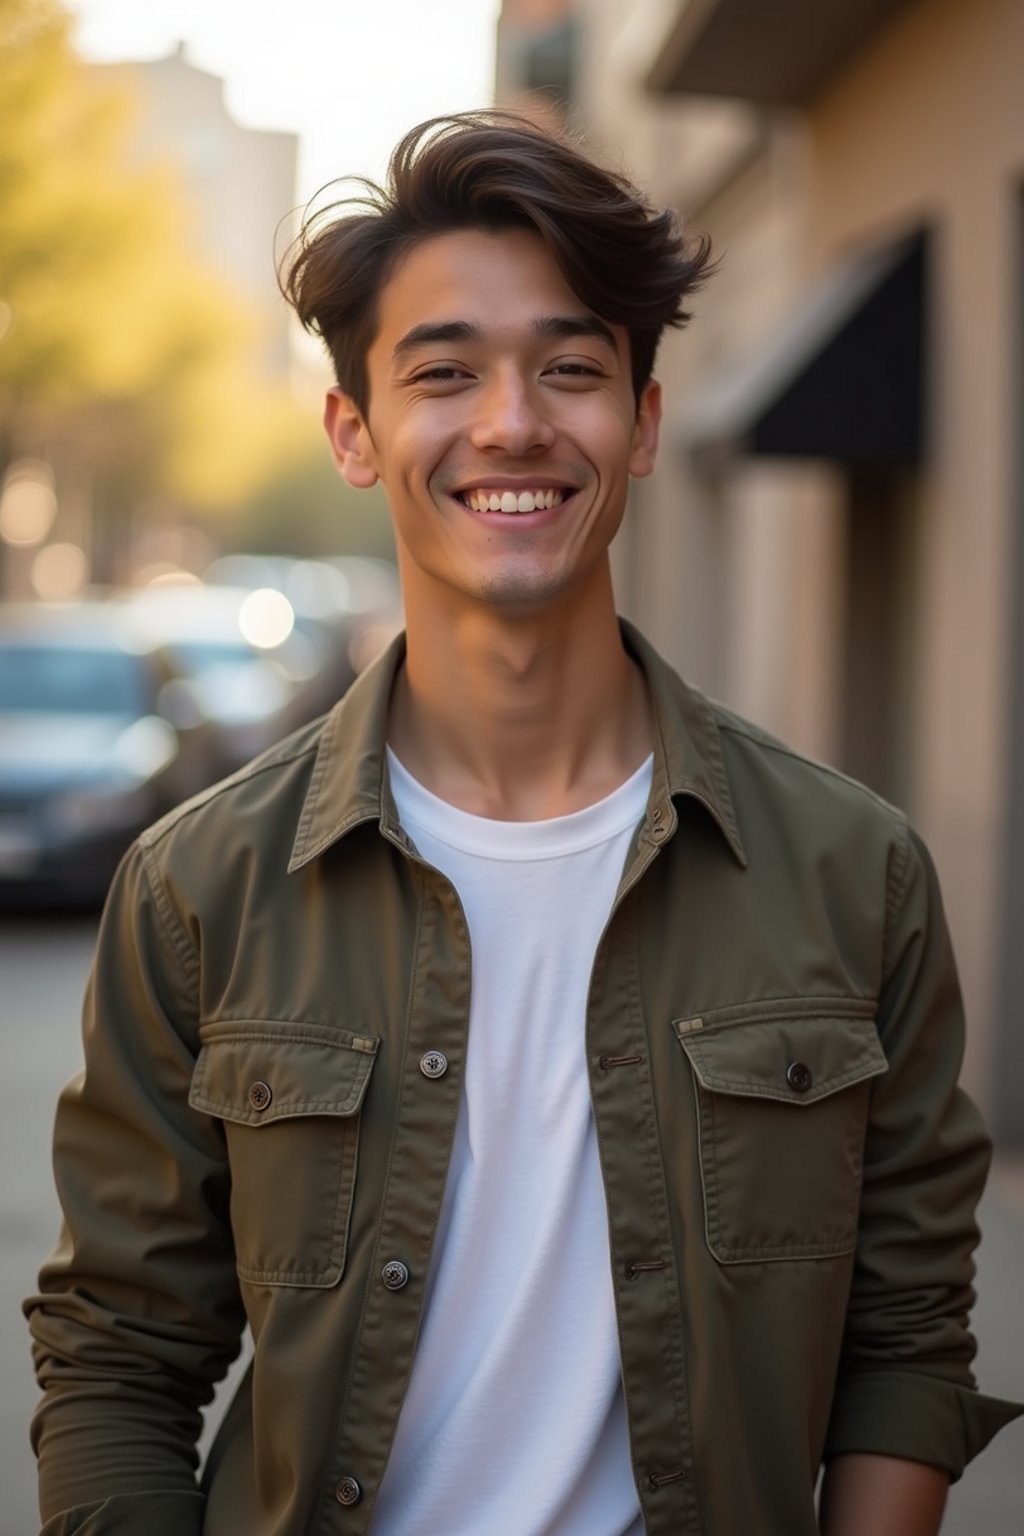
[
  {"x1": 674, "y1": 1004, "x2": 887, "y2": 1263},
  {"x1": 189, "y1": 1020, "x2": 379, "y2": 1287}
]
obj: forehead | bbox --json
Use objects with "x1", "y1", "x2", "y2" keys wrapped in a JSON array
[{"x1": 372, "y1": 226, "x2": 609, "y2": 349}]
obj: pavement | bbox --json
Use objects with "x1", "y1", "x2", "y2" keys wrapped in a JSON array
[{"x1": 1, "y1": 915, "x2": 1022, "y2": 1533}]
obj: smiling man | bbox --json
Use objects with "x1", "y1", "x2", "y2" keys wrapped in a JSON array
[
  {"x1": 322, "y1": 219, "x2": 660, "y2": 827},
  {"x1": 26, "y1": 113, "x2": 1020, "y2": 1536}
]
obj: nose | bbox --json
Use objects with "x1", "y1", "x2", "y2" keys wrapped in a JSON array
[{"x1": 468, "y1": 368, "x2": 555, "y2": 455}]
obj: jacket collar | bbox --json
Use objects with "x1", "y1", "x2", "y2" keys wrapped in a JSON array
[{"x1": 288, "y1": 619, "x2": 746, "y2": 872}]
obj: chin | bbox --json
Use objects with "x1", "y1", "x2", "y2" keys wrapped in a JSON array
[{"x1": 468, "y1": 566, "x2": 577, "y2": 607}]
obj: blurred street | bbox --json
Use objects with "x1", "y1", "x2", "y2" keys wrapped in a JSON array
[{"x1": 2, "y1": 916, "x2": 1021, "y2": 1534}]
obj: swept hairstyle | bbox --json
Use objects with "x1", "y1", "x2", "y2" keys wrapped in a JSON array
[{"x1": 280, "y1": 110, "x2": 715, "y2": 414}]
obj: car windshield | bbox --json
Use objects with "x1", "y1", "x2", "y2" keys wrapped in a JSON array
[{"x1": 0, "y1": 643, "x2": 147, "y2": 716}]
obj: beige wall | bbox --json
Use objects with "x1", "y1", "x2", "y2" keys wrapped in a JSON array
[{"x1": 799, "y1": 0, "x2": 1024, "y2": 1099}]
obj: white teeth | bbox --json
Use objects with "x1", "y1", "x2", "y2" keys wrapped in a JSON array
[{"x1": 462, "y1": 488, "x2": 567, "y2": 513}]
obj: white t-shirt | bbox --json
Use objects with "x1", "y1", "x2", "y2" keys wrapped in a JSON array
[{"x1": 369, "y1": 748, "x2": 652, "y2": 1536}]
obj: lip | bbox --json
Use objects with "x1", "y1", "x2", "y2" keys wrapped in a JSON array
[{"x1": 447, "y1": 476, "x2": 578, "y2": 499}]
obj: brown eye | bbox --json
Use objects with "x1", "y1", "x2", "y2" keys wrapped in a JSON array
[
  {"x1": 547, "y1": 362, "x2": 601, "y2": 377},
  {"x1": 413, "y1": 366, "x2": 468, "y2": 382}
]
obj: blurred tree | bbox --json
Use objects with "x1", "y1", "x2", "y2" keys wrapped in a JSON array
[{"x1": 0, "y1": 0, "x2": 312, "y2": 583}]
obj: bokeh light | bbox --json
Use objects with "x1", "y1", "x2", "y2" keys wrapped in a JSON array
[
  {"x1": 238, "y1": 587, "x2": 295, "y2": 649},
  {"x1": 0, "y1": 461, "x2": 58, "y2": 548},
  {"x1": 30, "y1": 542, "x2": 90, "y2": 600}
]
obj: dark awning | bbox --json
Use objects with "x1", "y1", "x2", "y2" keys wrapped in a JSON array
[
  {"x1": 647, "y1": 0, "x2": 916, "y2": 106},
  {"x1": 677, "y1": 232, "x2": 927, "y2": 468}
]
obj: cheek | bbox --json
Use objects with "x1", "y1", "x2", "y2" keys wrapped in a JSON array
[
  {"x1": 389, "y1": 417, "x2": 459, "y2": 490},
  {"x1": 572, "y1": 397, "x2": 637, "y2": 453}
]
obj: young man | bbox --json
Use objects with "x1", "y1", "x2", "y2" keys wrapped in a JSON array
[{"x1": 27, "y1": 113, "x2": 1019, "y2": 1535}]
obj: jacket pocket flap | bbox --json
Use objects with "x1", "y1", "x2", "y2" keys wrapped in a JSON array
[
  {"x1": 189, "y1": 1020, "x2": 379, "y2": 1125},
  {"x1": 675, "y1": 1011, "x2": 887, "y2": 1106}
]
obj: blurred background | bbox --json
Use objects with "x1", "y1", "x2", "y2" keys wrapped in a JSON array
[{"x1": 2, "y1": 0, "x2": 1022, "y2": 1528}]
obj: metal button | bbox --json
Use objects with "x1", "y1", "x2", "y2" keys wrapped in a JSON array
[
  {"x1": 381, "y1": 1259, "x2": 409, "y2": 1291},
  {"x1": 786, "y1": 1061, "x2": 812, "y2": 1093},
  {"x1": 247, "y1": 1080, "x2": 272, "y2": 1112},
  {"x1": 335, "y1": 1476, "x2": 362, "y2": 1506},
  {"x1": 419, "y1": 1050, "x2": 448, "y2": 1079}
]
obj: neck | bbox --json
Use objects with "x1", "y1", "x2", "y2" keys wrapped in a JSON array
[{"x1": 388, "y1": 563, "x2": 652, "y2": 821}]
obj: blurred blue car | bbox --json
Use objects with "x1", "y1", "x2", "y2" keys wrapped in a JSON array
[
  {"x1": 119, "y1": 582, "x2": 321, "y2": 776},
  {"x1": 0, "y1": 602, "x2": 216, "y2": 905}
]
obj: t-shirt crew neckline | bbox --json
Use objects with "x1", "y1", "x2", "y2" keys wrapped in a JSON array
[{"x1": 384, "y1": 747, "x2": 655, "y2": 862}]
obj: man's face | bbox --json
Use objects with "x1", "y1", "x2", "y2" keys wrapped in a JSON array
[{"x1": 324, "y1": 226, "x2": 661, "y2": 612}]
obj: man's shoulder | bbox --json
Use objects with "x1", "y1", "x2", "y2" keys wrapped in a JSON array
[
  {"x1": 706, "y1": 692, "x2": 904, "y2": 829},
  {"x1": 671, "y1": 676, "x2": 911, "y2": 883},
  {"x1": 135, "y1": 709, "x2": 334, "y2": 895},
  {"x1": 681, "y1": 688, "x2": 921, "y2": 979},
  {"x1": 147, "y1": 713, "x2": 328, "y2": 840},
  {"x1": 628, "y1": 620, "x2": 907, "y2": 854}
]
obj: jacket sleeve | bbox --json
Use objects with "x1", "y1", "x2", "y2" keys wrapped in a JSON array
[
  {"x1": 23, "y1": 839, "x2": 245, "y2": 1533},
  {"x1": 823, "y1": 819, "x2": 1022, "y2": 1475}
]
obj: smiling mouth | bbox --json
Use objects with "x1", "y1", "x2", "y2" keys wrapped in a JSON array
[{"x1": 454, "y1": 487, "x2": 574, "y2": 514}]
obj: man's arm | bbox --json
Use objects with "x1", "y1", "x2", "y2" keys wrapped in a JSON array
[
  {"x1": 819, "y1": 1453, "x2": 948, "y2": 1535},
  {"x1": 822, "y1": 821, "x2": 1021, "y2": 1485},
  {"x1": 24, "y1": 841, "x2": 245, "y2": 1534}
]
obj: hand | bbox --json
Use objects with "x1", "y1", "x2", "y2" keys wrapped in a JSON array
[{"x1": 819, "y1": 1453, "x2": 949, "y2": 1535}]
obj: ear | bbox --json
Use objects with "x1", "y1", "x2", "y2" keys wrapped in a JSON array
[
  {"x1": 628, "y1": 378, "x2": 662, "y2": 480},
  {"x1": 324, "y1": 388, "x2": 379, "y2": 489}
]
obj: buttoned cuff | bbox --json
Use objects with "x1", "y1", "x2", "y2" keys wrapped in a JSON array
[
  {"x1": 39, "y1": 1492, "x2": 206, "y2": 1535},
  {"x1": 824, "y1": 1368, "x2": 1023, "y2": 1479}
]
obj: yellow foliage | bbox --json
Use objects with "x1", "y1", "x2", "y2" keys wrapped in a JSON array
[
  {"x1": 162, "y1": 359, "x2": 313, "y2": 511},
  {"x1": 0, "y1": 2, "x2": 184, "y2": 404},
  {"x1": 0, "y1": 0, "x2": 303, "y2": 523}
]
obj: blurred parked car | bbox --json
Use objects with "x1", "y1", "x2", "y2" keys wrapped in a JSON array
[
  {"x1": 0, "y1": 602, "x2": 217, "y2": 905},
  {"x1": 204, "y1": 554, "x2": 402, "y2": 702},
  {"x1": 119, "y1": 582, "x2": 340, "y2": 775}
]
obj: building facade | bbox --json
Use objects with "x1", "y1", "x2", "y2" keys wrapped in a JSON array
[
  {"x1": 97, "y1": 44, "x2": 298, "y2": 382},
  {"x1": 497, "y1": 0, "x2": 1024, "y2": 1141}
]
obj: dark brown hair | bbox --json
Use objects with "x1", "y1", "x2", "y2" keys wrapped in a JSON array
[{"x1": 280, "y1": 111, "x2": 714, "y2": 414}]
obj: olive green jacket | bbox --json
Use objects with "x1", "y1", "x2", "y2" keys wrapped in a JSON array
[{"x1": 26, "y1": 622, "x2": 1021, "y2": 1535}]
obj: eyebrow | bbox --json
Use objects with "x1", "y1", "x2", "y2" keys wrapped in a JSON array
[
  {"x1": 391, "y1": 313, "x2": 619, "y2": 362},
  {"x1": 533, "y1": 314, "x2": 618, "y2": 350}
]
